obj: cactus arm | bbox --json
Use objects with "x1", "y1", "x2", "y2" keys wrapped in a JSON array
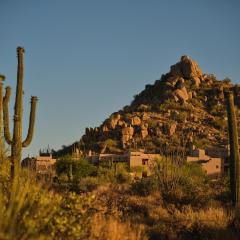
[
  {"x1": 22, "y1": 96, "x2": 38, "y2": 147},
  {"x1": 3, "y1": 86, "x2": 12, "y2": 145}
]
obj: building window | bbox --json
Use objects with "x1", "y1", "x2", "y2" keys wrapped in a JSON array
[
  {"x1": 216, "y1": 165, "x2": 219, "y2": 169},
  {"x1": 142, "y1": 159, "x2": 148, "y2": 165}
]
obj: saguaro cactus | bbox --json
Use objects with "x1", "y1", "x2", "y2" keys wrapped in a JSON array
[
  {"x1": 3, "y1": 47, "x2": 38, "y2": 177},
  {"x1": 0, "y1": 74, "x2": 5, "y2": 161},
  {"x1": 225, "y1": 90, "x2": 240, "y2": 207}
]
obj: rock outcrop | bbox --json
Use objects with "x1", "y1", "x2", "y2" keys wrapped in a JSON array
[
  {"x1": 131, "y1": 116, "x2": 141, "y2": 126},
  {"x1": 140, "y1": 123, "x2": 148, "y2": 139},
  {"x1": 169, "y1": 55, "x2": 203, "y2": 87},
  {"x1": 121, "y1": 124, "x2": 134, "y2": 147},
  {"x1": 173, "y1": 78, "x2": 189, "y2": 103},
  {"x1": 55, "y1": 55, "x2": 235, "y2": 157}
]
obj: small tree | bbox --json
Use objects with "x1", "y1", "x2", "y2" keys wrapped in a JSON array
[{"x1": 56, "y1": 157, "x2": 97, "y2": 181}]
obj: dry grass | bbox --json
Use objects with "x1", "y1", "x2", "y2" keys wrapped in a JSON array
[
  {"x1": 88, "y1": 214, "x2": 147, "y2": 240},
  {"x1": 0, "y1": 169, "x2": 60, "y2": 239},
  {"x1": 93, "y1": 181, "x2": 240, "y2": 240}
]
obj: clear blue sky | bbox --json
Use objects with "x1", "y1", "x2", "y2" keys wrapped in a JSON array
[{"x1": 0, "y1": 0, "x2": 240, "y2": 157}]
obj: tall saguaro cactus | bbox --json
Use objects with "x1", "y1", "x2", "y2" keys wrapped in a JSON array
[
  {"x1": 225, "y1": 90, "x2": 240, "y2": 207},
  {"x1": 3, "y1": 47, "x2": 38, "y2": 177},
  {"x1": 0, "y1": 74, "x2": 5, "y2": 161}
]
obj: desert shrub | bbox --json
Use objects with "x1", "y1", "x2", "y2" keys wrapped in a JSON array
[
  {"x1": 56, "y1": 157, "x2": 97, "y2": 181},
  {"x1": 190, "y1": 98, "x2": 203, "y2": 108},
  {"x1": 116, "y1": 172, "x2": 131, "y2": 184},
  {"x1": 152, "y1": 157, "x2": 208, "y2": 205},
  {"x1": 131, "y1": 176, "x2": 158, "y2": 196},
  {"x1": 211, "y1": 117, "x2": 227, "y2": 130},
  {"x1": 74, "y1": 160, "x2": 97, "y2": 179},
  {"x1": 122, "y1": 105, "x2": 132, "y2": 113},
  {"x1": 174, "y1": 206, "x2": 234, "y2": 240},
  {"x1": 194, "y1": 138, "x2": 211, "y2": 148},
  {"x1": 154, "y1": 157, "x2": 184, "y2": 192},
  {"x1": 104, "y1": 138, "x2": 118, "y2": 148},
  {"x1": 56, "y1": 156, "x2": 73, "y2": 177},
  {"x1": 137, "y1": 104, "x2": 151, "y2": 112},
  {"x1": 97, "y1": 162, "x2": 131, "y2": 184},
  {"x1": 144, "y1": 140, "x2": 157, "y2": 151},
  {"x1": 48, "y1": 192, "x2": 95, "y2": 239},
  {"x1": 210, "y1": 104, "x2": 226, "y2": 117},
  {"x1": 97, "y1": 165, "x2": 116, "y2": 184},
  {"x1": 0, "y1": 160, "x2": 99, "y2": 240},
  {"x1": 222, "y1": 77, "x2": 231, "y2": 84},
  {"x1": 148, "y1": 119, "x2": 159, "y2": 129},
  {"x1": 103, "y1": 139, "x2": 121, "y2": 152},
  {"x1": 81, "y1": 177, "x2": 99, "y2": 191},
  {"x1": 115, "y1": 163, "x2": 131, "y2": 184},
  {"x1": 88, "y1": 214, "x2": 147, "y2": 240},
  {"x1": 175, "y1": 111, "x2": 188, "y2": 122},
  {"x1": 159, "y1": 99, "x2": 194, "y2": 113},
  {"x1": 130, "y1": 166, "x2": 145, "y2": 178},
  {"x1": 0, "y1": 162, "x2": 60, "y2": 239},
  {"x1": 148, "y1": 205, "x2": 235, "y2": 240},
  {"x1": 70, "y1": 177, "x2": 99, "y2": 193}
]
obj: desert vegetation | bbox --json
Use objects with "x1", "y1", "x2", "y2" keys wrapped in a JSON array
[{"x1": 1, "y1": 155, "x2": 240, "y2": 239}]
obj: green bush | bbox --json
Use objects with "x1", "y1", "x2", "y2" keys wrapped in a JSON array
[
  {"x1": 159, "y1": 99, "x2": 194, "y2": 113},
  {"x1": 97, "y1": 166, "x2": 116, "y2": 183},
  {"x1": 194, "y1": 138, "x2": 211, "y2": 148},
  {"x1": 116, "y1": 172, "x2": 131, "y2": 184},
  {"x1": 131, "y1": 176, "x2": 158, "y2": 196},
  {"x1": 175, "y1": 111, "x2": 188, "y2": 122},
  {"x1": 115, "y1": 163, "x2": 131, "y2": 184},
  {"x1": 190, "y1": 98, "x2": 203, "y2": 108},
  {"x1": 96, "y1": 162, "x2": 131, "y2": 184},
  {"x1": 48, "y1": 192, "x2": 95, "y2": 239},
  {"x1": 153, "y1": 157, "x2": 207, "y2": 197},
  {"x1": 72, "y1": 177, "x2": 99, "y2": 193},
  {"x1": 56, "y1": 157, "x2": 97, "y2": 181}
]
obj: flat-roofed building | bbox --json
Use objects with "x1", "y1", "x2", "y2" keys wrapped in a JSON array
[
  {"x1": 87, "y1": 150, "x2": 160, "y2": 178},
  {"x1": 22, "y1": 154, "x2": 56, "y2": 181},
  {"x1": 186, "y1": 148, "x2": 223, "y2": 175}
]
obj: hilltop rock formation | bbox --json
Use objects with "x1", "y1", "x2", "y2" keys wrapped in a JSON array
[
  {"x1": 54, "y1": 55, "x2": 238, "y2": 157},
  {"x1": 169, "y1": 55, "x2": 203, "y2": 87}
]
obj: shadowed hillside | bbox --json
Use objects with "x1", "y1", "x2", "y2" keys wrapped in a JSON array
[{"x1": 55, "y1": 56, "x2": 240, "y2": 156}]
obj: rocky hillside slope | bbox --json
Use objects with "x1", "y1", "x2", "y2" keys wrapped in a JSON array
[{"x1": 55, "y1": 56, "x2": 240, "y2": 157}]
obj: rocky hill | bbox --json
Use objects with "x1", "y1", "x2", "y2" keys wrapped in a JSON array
[{"x1": 55, "y1": 56, "x2": 240, "y2": 157}]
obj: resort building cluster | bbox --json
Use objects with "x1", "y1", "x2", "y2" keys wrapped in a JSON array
[{"x1": 22, "y1": 145, "x2": 229, "y2": 181}]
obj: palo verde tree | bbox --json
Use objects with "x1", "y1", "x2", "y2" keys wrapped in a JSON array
[{"x1": 3, "y1": 47, "x2": 38, "y2": 177}]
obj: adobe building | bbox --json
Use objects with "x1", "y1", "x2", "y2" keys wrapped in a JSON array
[
  {"x1": 186, "y1": 147, "x2": 223, "y2": 175},
  {"x1": 87, "y1": 150, "x2": 160, "y2": 178},
  {"x1": 86, "y1": 150, "x2": 128, "y2": 165},
  {"x1": 87, "y1": 146, "x2": 226, "y2": 178},
  {"x1": 21, "y1": 154, "x2": 57, "y2": 181},
  {"x1": 126, "y1": 151, "x2": 160, "y2": 178}
]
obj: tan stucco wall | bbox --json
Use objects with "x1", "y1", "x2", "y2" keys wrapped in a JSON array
[{"x1": 201, "y1": 158, "x2": 222, "y2": 175}]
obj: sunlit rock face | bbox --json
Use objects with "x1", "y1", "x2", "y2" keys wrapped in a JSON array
[
  {"x1": 55, "y1": 56, "x2": 236, "y2": 157},
  {"x1": 169, "y1": 55, "x2": 203, "y2": 87}
]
